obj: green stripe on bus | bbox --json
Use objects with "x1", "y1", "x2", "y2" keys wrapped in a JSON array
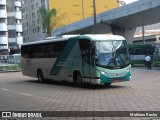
[{"x1": 50, "y1": 36, "x2": 79, "y2": 75}]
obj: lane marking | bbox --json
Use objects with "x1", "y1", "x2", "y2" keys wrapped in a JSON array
[
  {"x1": 0, "y1": 88, "x2": 101, "y2": 111},
  {"x1": 154, "y1": 74, "x2": 160, "y2": 80}
]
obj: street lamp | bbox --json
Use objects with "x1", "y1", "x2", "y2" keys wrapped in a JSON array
[{"x1": 93, "y1": 0, "x2": 97, "y2": 34}]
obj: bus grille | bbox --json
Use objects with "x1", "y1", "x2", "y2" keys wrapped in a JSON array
[{"x1": 108, "y1": 77, "x2": 125, "y2": 82}]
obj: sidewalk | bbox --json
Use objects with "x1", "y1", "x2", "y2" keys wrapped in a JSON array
[{"x1": 0, "y1": 69, "x2": 21, "y2": 73}]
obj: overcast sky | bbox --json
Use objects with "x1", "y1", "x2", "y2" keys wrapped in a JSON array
[{"x1": 123, "y1": 0, "x2": 138, "y2": 4}]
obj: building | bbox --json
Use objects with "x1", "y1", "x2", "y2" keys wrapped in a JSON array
[
  {"x1": 133, "y1": 23, "x2": 160, "y2": 44},
  {"x1": 133, "y1": 34, "x2": 160, "y2": 44},
  {"x1": 119, "y1": 0, "x2": 127, "y2": 6},
  {"x1": 21, "y1": 0, "x2": 160, "y2": 43},
  {"x1": 22, "y1": 0, "x2": 119, "y2": 42},
  {"x1": 0, "y1": 0, "x2": 23, "y2": 54},
  {"x1": 49, "y1": 0, "x2": 119, "y2": 26},
  {"x1": 21, "y1": 0, "x2": 48, "y2": 42}
]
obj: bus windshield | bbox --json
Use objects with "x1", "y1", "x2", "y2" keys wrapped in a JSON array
[{"x1": 95, "y1": 40, "x2": 130, "y2": 69}]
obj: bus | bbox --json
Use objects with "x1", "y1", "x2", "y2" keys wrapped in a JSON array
[
  {"x1": 21, "y1": 34, "x2": 131, "y2": 86},
  {"x1": 153, "y1": 43, "x2": 160, "y2": 66},
  {"x1": 128, "y1": 44, "x2": 155, "y2": 65}
]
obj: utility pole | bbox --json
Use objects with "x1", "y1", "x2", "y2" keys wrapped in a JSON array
[
  {"x1": 142, "y1": 26, "x2": 145, "y2": 44},
  {"x1": 82, "y1": 0, "x2": 84, "y2": 19},
  {"x1": 93, "y1": 0, "x2": 97, "y2": 34}
]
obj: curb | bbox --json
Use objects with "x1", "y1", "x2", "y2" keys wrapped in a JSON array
[{"x1": 0, "y1": 70, "x2": 21, "y2": 73}]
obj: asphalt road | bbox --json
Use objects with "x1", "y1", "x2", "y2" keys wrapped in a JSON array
[{"x1": 0, "y1": 66, "x2": 160, "y2": 120}]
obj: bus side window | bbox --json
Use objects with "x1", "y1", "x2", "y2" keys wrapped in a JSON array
[
  {"x1": 21, "y1": 45, "x2": 29, "y2": 58},
  {"x1": 134, "y1": 48, "x2": 142, "y2": 55},
  {"x1": 29, "y1": 45, "x2": 35, "y2": 58},
  {"x1": 54, "y1": 41, "x2": 67, "y2": 57}
]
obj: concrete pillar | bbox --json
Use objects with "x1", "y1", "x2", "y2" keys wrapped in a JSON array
[
  {"x1": 123, "y1": 28, "x2": 136, "y2": 44},
  {"x1": 111, "y1": 25, "x2": 136, "y2": 44},
  {"x1": 90, "y1": 22, "x2": 112, "y2": 34}
]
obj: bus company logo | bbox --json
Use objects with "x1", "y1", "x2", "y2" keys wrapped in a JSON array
[{"x1": 2, "y1": 112, "x2": 11, "y2": 118}]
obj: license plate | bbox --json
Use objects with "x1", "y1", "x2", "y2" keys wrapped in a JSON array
[{"x1": 113, "y1": 80, "x2": 120, "y2": 83}]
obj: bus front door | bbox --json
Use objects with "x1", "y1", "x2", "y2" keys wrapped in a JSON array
[{"x1": 79, "y1": 39, "x2": 91, "y2": 82}]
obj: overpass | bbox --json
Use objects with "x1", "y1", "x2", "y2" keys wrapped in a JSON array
[{"x1": 52, "y1": 0, "x2": 160, "y2": 43}]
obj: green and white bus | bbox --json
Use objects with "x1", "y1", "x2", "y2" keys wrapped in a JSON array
[
  {"x1": 153, "y1": 43, "x2": 160, "y2": 66},
  {"x1": 128, "y1": 44, "x2": 155, "y2": 65},
  {"x1": 21, "y1": 34, "x2": 131, "y2": 86}
]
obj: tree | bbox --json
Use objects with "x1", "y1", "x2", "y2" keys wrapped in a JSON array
[{"x1": 38, "y1": 7, "x2": 65, "y2": 37}]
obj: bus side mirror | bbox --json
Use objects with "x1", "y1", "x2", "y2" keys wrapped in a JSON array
[
  {"x1": 91, "y1": 42, "x2": 95, "y2": 55},
  {"x1": 91, "y1": 49, "x2": 95, "y2": 55},
  {"x1": 95, "y1": 58, "x2": 100, "y2": 66}
]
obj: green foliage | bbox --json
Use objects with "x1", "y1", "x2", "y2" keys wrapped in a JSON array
[
  {"x1": 38, "y1": 7, "x2": 65, "y2": 37},
  {"x1": 0, "y1": 64, "x2": 21, "y2": 71}
]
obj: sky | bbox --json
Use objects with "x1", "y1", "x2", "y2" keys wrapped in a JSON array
[{"x1": 123, "y1": 0, "x2": 138, "y2": 4}]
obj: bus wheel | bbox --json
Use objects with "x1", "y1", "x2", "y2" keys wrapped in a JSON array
[
  {"x1": 104, "y1": 83, "x2": 112, "y2": 86},
  {"x1": 76, "y1": 74, "x2": 83, "y2": 87},
  {"x1": 37, "y1": 70, "x2": 44, "y2": 82}
]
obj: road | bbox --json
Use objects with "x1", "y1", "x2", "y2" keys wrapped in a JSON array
[{"x1": 0, "y1": 66, "x2": 160, "y2": 119}]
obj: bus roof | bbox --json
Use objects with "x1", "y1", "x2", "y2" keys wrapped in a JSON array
[
  {"x1": 22, "y1": 34, "x2": 125, "y2": 46},
  {"x1": 79, "y1": 34, "x2": 125, "y2": 41},
  {"x1": 128, "y1": 44, "x2": 154, "y2": 48}
]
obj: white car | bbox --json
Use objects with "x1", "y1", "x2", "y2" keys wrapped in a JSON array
[{"x1": 8, "y1": 54, "x2": 21, "y2": 64}]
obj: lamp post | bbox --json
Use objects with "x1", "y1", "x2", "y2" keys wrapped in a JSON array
[{"x1": 93, "y1": 0, "x2": 97, "y2": 34}]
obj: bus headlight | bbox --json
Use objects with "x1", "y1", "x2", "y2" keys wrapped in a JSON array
[
  {"x1": 96, "y1": 69, "x2": 105, "y2": 74},
  {"x1": 101, "y1": 71, "x2": 105, "y2": 74},
  {"x1": 129, "y1": 76, "x2": 131, "y2": 79},
  {"x1": 127, "y1": 68, "x2": 131, "y2": 72}
]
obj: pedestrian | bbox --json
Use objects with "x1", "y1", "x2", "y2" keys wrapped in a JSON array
[{"x1": 144, "y1": 55, "x2": 152, "y2": 70}]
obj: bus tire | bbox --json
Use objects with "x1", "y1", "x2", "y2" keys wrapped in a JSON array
[
  {"x1": 76, "y1": 74, "x2": 83, "y2": 87},
  {"x1": 104, "y1": 83, "x2": 112, "y2": 86},
  {"x1": 74, "y1": 72, "x2": 83, "y2": 87},
  {"x1": 37, "y1": 70, "x2": 44, "y2": 82}
]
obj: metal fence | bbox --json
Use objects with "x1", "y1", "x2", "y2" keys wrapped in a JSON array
[{"x1": 0, "y1": 55, "x2": 21, "y2": 71}]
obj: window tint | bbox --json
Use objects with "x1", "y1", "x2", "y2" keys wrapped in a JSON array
[
  {"x1": 0, "y1": 5, "x2": 5, "y2": 9},
  {"x1": 79, "y1": 39, "x2": 90, "y2": 64},
  {"x1": 129, "y1": 46, "x2": 154, "y2": 55},
  {"x1": 21, "y1": 41, "x2": 67, "y2": 58},
  {"x1": 143, "y1": 47, "x2": 154, "y2": 55},
  {"x1": 129, "y1": 48, "x2": 143, "y2": 55},
  {"x1": 21, "y1": 45, "x2": 29, "y2": 58}
]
